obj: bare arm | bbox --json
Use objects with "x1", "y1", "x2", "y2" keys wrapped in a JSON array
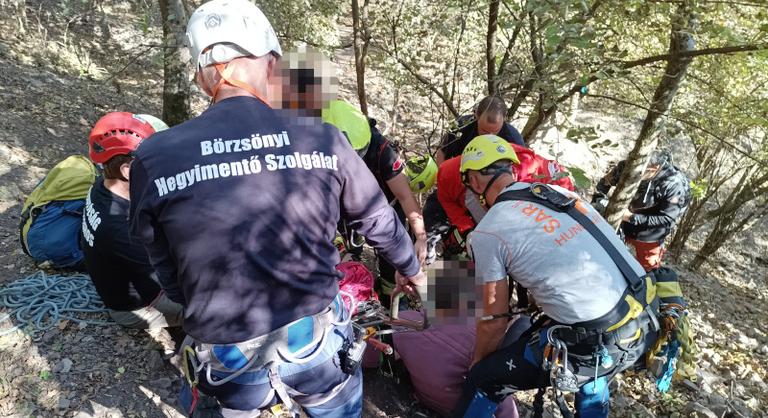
[
  {"x1": 473, "y1": 278, "x2": 510, "y2": 365},
  {"x1": 386, "y1": 173, "x2": 427, "y2": 263}
]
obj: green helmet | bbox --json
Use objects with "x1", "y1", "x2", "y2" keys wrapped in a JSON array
[
  {"x1": 405, "y1": 155, "x2": 438, "y2": 193},
  {"x1": 321, "y1": 100, "x2": 371, "y2": 156}
]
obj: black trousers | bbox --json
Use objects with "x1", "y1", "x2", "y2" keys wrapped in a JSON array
[{"x1": 452, "y1": 318, "x2": 657, "y2": 417}]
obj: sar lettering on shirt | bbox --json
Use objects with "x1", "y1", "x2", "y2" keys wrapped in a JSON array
[
  {"x1": 129, "y1": 96, "x2": 419, "y2": 344},
  {"x1": 468, "y1": 183, "x2": 645, "y2": 324},
  {"x1": 80, "y1": 177, "x2": 161, "y2": 311}
]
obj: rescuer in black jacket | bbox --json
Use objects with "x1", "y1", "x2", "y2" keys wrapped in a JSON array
[{"x1": 592, "y1": 150, "x2": 691, "y2": 271}]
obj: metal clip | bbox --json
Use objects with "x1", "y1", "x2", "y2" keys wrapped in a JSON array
[{"x1": 553, "y1": 343, "x2": 579, "y2": 393}]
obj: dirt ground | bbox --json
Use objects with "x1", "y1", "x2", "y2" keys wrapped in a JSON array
[{"x1": 1, "y1": 2, "x2": 766, "y2": 418}]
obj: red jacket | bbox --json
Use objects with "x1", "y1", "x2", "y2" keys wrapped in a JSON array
[{"x1": 437, "y1": 144, "x2": 574, "y2": 234}]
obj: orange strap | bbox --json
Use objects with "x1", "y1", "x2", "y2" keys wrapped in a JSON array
[{"x1": 211, "y1": 63, "x2": 271, "y2": 107}]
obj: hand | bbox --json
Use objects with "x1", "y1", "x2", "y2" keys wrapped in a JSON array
[
  {"x1": 393, "y1": 269, "x2": 428, "y2": 300},
  {"x1": 622, "y1": 209, "x2": 633, "y2": 222},
  {"x1": 414, "y1": 235, "x2": 428, "y2": 264}
]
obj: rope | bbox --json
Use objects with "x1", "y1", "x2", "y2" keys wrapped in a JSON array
[{"x1": 0, "y1": 271, "x2": 112, "y2": 336}]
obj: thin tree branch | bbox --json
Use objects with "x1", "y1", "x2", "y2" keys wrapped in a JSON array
[
  {"x1": 451, "y1": 3, "x2": 470, "y2": 104},
  {"x1": 648, "y1": 0, "x2": 768, "y2": 7},
  {"x1": 105, "y1": 44, "x2": 158, "y2": 82},
  {"x1": 585, "y1": 93, "x2": 768, "y2": 168},
  {"x1": 280, "y1": 35, "x2": 353, "y2": 50},
  {"x1": 378, "y1": 45, "x2": 459, "y2": 117},
  {"x1": 621, "y1": 44, "x2": 768, "y2": 68},
  {"x1": 496, "y1": 0, "x2": 526, "y2": 83},
  {"x1": 545, "y1": 43, "x2": 768, "y2": 124},
  {"x1": 487, "y1": 0, "x2": 501, "y2": 94}
]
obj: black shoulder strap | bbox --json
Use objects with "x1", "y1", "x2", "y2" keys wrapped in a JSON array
[
  {"x1": 18, "y1": 207, "x2": 31, "y2": 256},
  {"x1": 495, "y1": 184, "x2": 646, "y2": 295}
]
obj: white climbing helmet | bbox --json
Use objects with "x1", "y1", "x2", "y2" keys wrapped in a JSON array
[{"x1": 186, "y1": 0, "x2": 282, "y2": 70}]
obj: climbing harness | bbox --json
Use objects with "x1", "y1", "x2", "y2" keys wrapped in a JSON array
[
  {"x1": 493, "y1": 183, "x2": 663, "y2": 416},
  {"x1": 494, "y1": 184, "x2": 659, "y2": 316},
  {"x1": 351, "y1": 293, "x2": 428, "y2": 382},
  {"x1": 180, "y1": 292, "x2": 360, "y2": 417},
  {"x1": 0, "y1": 271, "x2": 111, "y2": 336}
]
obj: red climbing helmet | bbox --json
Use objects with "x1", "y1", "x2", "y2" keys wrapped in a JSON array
[{"x1": 88, "y1": 112, "x2": 158, "y2": 164}]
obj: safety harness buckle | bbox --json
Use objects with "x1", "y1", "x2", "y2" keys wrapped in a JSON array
[
  {"x1": 268, "y1": 365, "x2": 301, "y2": 418},
  {"x1": 529, "y1": 183, "x2": 575, "y2": 210},
  {"x1": 630, "y1": 278, "x2": 645, "y2": 295}
]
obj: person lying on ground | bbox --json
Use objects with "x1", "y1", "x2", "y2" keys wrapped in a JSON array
[
  {"x1": 435, "y1": 95, "x2": 525, "y2": 166},
  {"x1": 591, "y1": 149, "x2": 691, "y2": 271},
  {"x1": 391, "y1": 260, "x2": 523, "y2": 418},
  {"x1": 81, "y1": 112, "x2": 182, "y2": 330},
  {"x1": 129, "y1": 2, "x2": 425, "y2": 416},
  {"x1": 274, "y1": 47, "x2": 431, "y2": 304},
  {"x1": 452, "y1": 134, "x2": 660, "y2": 418}
]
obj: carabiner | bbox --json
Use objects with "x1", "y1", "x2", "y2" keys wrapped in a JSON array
[{"x1": 182, "y1": 345, "x2": 200, "y2": 387}]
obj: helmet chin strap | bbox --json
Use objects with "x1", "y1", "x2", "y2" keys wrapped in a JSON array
[
  {"x1": 477, "y1": 167, "x2": 513, "y2": 207},
  {"x1": 210, "y1": 62, "x2": 271, "y2": 107}
]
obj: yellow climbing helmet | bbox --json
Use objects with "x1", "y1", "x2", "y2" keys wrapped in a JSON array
[
  {"x1": 322, "y1": 99, "x2": 372, "y2": 156},
  {"x1": 405, "y1": 155, "x2": 438, "y2": 193},
  {"x1": 460, "y1": 134, "x2": 520, "y2": 173}
]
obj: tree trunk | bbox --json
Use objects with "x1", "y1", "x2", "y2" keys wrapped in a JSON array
[
  {"x1": 603, "y1": 0, "x2": 697, "y2": 228},
  {"x1": 517, "y1": 13, "x2": 547, "y2": 143},
  {"x1": 352, "y1": 0, "x2": 369, "y2": 115},
  {"x1": 159, "y1": 0, "x2": 191, "y2": 127},
  {"x1": 506, "y1": 76, "x2": 536, "y2": 119},
  {"x1": 486, "y1": 0, "x2": 500, "y2": 95}
]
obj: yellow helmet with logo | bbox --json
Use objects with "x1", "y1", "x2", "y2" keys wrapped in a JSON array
[
  {"x1": 460, "y1": 134, "x2": 520, "y2": 173},
  {"x1": 405, "y1": 155, "x2": 438, "y2": 193},
  {"x1": 322, "y1": 99, "x2": 372, "y2": 156}
]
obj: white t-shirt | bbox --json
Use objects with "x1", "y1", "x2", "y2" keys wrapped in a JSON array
[{"x1": 468, "y1": 183, "x2": 645, "y2": 324}]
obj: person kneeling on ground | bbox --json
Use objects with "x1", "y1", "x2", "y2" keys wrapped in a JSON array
[
  {"x1": 81, "y1": 112, "x2": 183, "y2": 329},
  {"x1": 452, "y1": 134, "x2": 660, "y2": 418},
  {"x1": 591, "y1": 149, "x2": 691, "y2": 271}
]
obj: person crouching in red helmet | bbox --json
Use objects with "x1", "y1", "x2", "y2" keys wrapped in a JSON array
[{"x1": 81, "y1": 112, "x2": 183, "y2": 329}]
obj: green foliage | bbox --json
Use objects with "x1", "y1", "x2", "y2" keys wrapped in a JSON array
[
  {"x1": 255, "y1": 0, "x2": 344, "y2": 50},
  {"x1": 566, "y1": 126, "x2": 599, "y2": 143},
  {"x1": 140, "y1": 13, "x2": 150, "y2": 35},
  {"x1": 254, "y1": 0, "x2": 767, "y2": 178},
  {"x1": 690, "y1": 179, "x2": 707, "y2": 200},
  {"x1": 565, "y1": 166, "x2": 591, "y2": 189}
]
